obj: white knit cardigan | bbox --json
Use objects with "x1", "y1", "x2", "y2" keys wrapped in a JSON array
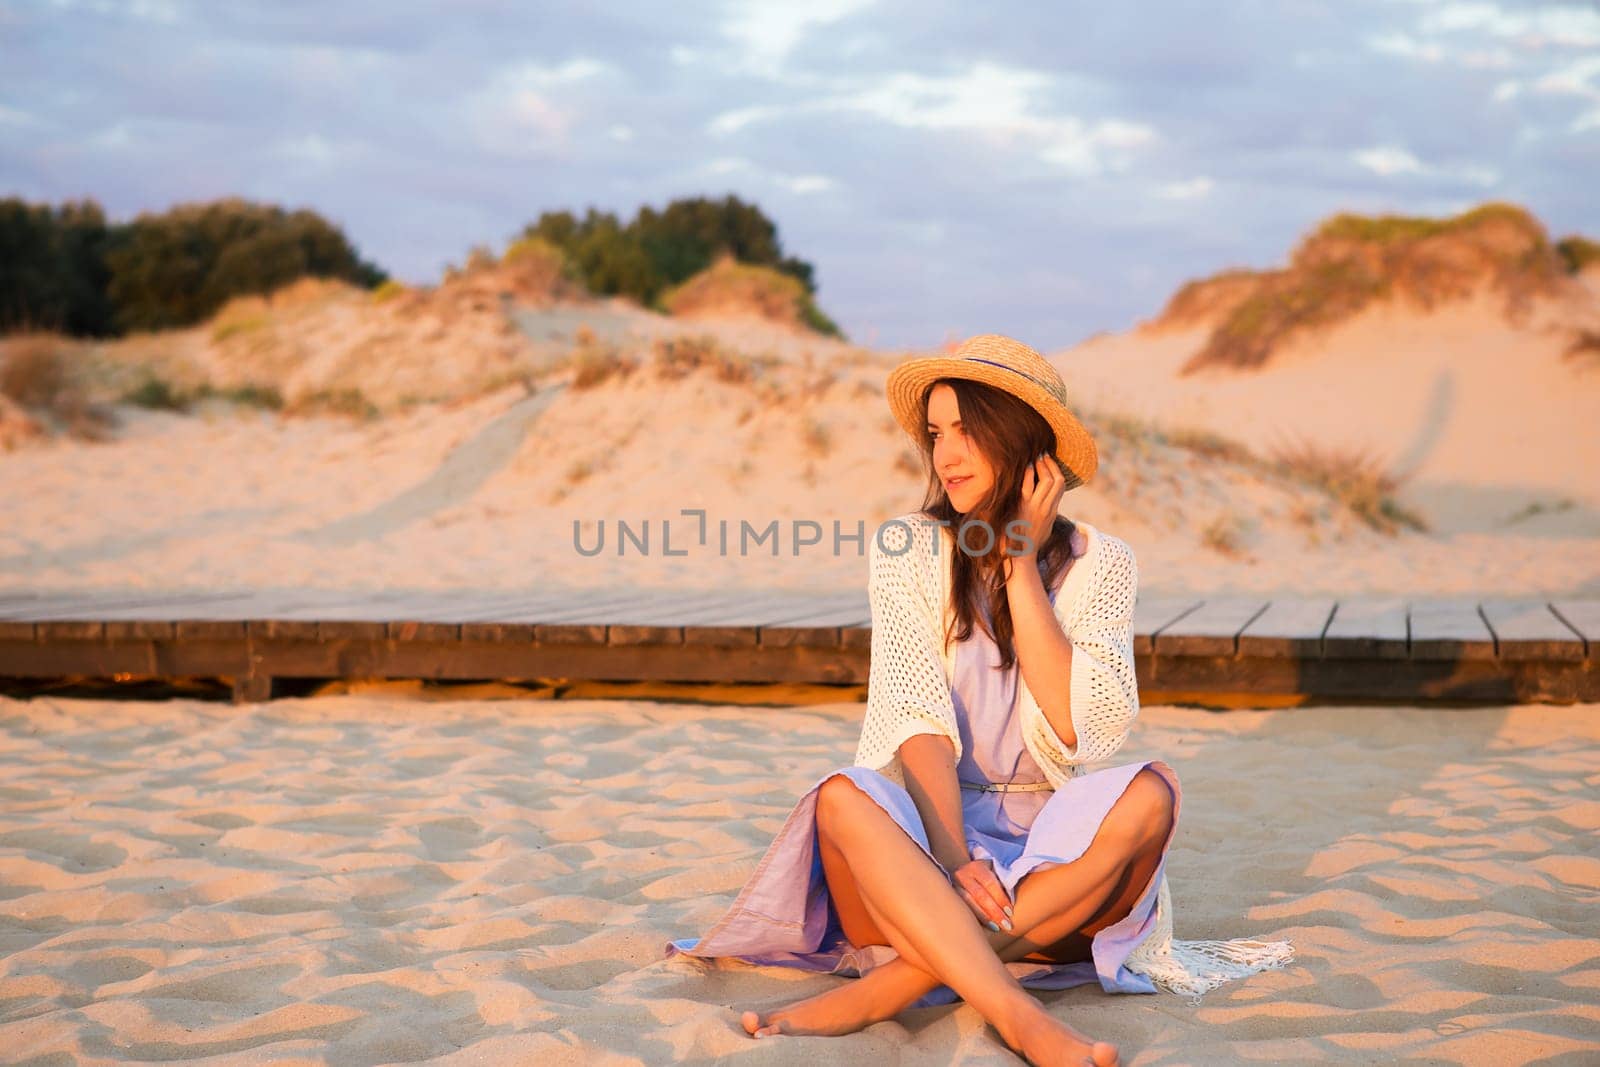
[{"x1": 852, "y1": 512, "x2": 1293, "y2": 996}]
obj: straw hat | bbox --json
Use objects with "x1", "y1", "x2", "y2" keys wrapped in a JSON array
[{"x1": 886, "y1": 333, "x2": 1099, "y2": 489}]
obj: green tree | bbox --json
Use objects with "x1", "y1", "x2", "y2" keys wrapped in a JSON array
[
  {"x1": 104, "y1": 198, "x2": 387, "y2": 332},
  {"x1": 517, "y1": 194, "x2": 821, "y2": 308},
  {"x1": 0, "y1": 197, "x2": 117, "y2": 335}
]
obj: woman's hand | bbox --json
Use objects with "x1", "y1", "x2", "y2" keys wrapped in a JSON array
[
  {"x1": 1005, "y1": 453, "x2": 1067, "y2": 576},
  {"x1": 950, "y1": 857, "x2": 1015, "y2": 933}
]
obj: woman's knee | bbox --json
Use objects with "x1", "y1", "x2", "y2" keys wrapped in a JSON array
[
  {"x1": 1106, "y1": 767, "x2": 1175, "y2": 843},
  {"x1": 815, "y1": 771, "x2": 871, "y2": 828}
]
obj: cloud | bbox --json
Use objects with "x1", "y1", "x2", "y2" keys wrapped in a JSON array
[
  {"x1": 710, "y1": 61, "x2": 1157, "y2": 178},
  {"x1": 776, "y1": 174, "x2": 836, "y2": 195},
  {"x1": 1353, "y1": 144, "x2": 1498, "y2": 186},
  {"x1": 1354, "y1": 145, "x2": 1427, "y2": 176},
  {"x1": 463, "y1": 58, "x2": 613, "y2": 156},
  {"x1": 720, "y1": 0, "x2": 876, "y2": 76},
  {"x1": 1416, "y1": 2, "x2": 1600, "y2": 49},
  {"x1": 1156, "y1": 176, "x2": 1215, "y2": 200}
]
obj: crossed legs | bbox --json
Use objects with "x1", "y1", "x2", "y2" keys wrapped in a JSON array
[{"x1": 740, "y1": 767, "x2": 1176, "y2": 1065}]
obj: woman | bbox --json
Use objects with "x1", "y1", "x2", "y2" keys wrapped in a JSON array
[{"x1": 667, "y1": 334, "x2": 1291, "y2": 1066}]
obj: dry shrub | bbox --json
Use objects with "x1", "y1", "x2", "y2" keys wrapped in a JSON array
[
  {"x1": 571, "y1": 344, "x2": 638, "y2": 391},
  {"x1": 659, "y1": 254, "x2": 842, "y2": 337},
  {"x1": 651, "y1": 334, "x2": 763, "y2": 384},
  {"x1": 1166, "y1": 426, "x2": 1256, "y2": 465},
  {"x1": 1200, "y1": 513, "x2": 1248, "y2": 556},
  {"x1": 282, "y1": 387, "x2": 380, "y2": 421},
  {"x1": 803, "y1": 417, "x2": 832, "y2": 456},
  {"x1": 1563, "y1": 329, "x2": 1600, "y2": 366},
  {"x1": 0, "y1": 332, "x2": 118, "y2": 442},
  {"x1": 1268, "y1": 438, "x2": 1428, "y2": 534}
]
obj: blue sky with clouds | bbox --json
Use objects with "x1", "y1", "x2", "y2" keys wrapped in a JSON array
[{"x1": 3, "y1": 0, "x2": 1596, "y2": 349}]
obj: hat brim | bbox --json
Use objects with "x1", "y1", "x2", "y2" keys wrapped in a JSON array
[{"x1": 886, "y1": 357, "x2": 1099, "y2": 489}]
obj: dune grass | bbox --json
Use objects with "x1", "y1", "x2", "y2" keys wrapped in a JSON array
[
  {"x1": 658, "y1": 256, "x2": 843, "y2": 338},
  {"x1": 1175, "y1": 201, "x2": 1568, "y2": 373},
  {"x1": 1265, "y1": 438, "x2": 1428, "y2": 535},
  {"x1": 0, "y1": 332, "x2": 119, "y2": 440},
  {"x1": 1084, "y1": 405, "x2": 1427, "y2": 535}
]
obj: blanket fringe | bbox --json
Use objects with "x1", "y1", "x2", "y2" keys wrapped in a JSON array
[{"x1": 1122, "y1": 876, "x2": 1295, "y2": 998}]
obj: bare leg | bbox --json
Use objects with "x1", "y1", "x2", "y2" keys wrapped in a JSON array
[
  {"x1": 744, "y1": 767, "x2": 1174, "y2": 1047},
  {"x1": 739, "y1": 772, "x2": 1136, "y2": 1066}
]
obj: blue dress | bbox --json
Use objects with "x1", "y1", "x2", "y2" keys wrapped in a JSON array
[{"x1": 667, "y1": 543, "x2": 1179, "y2": 1008}]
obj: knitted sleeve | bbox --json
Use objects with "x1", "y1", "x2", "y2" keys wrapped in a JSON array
[
  {"x1": 852, "y1": 519, "x2": 962, "y2": 782},
  {"x1": 1019, "y1": 532, "x2": 1141, "y2": 770}
]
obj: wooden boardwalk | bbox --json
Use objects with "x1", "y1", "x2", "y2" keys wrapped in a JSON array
[{"x1": 0, "y1": 588, "x2": 1594, "y2": 705}]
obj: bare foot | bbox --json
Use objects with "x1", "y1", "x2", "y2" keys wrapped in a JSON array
[
  {"x1": 1006, "y1": 1005, "x2": 1120, "y2": 1067},
  {"x1": 740, "y1": 978, "x2": 891, "y2": 1038}
]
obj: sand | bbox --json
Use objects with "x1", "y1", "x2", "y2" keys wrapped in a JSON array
[
  {"x1": 3, "y1": 356, "x2": 1598, "y2": 600},
  {"x1": 1, "y1": 691, "x2": 1596, "y2": 1065}
]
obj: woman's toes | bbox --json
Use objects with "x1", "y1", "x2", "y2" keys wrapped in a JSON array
[
  {"x1": 740, "y1": 1010, "x2": 763, "y2": 1036},
  {"x1": 1091, "y1": 1040, "x2": 1120, "y2": 1066}
]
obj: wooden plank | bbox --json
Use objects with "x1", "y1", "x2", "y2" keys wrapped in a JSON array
[
  {"x1": 1131, "y1": 597, "x2": 1202, "y2": 656},
  {"x1": 757, "y1": 594, "x2": 871, "y2": 628},
  {"x1": 0, "y1": 641, "x2": 157, "y2": 676},
  {"x1": 412, "y1": 590, "x2": 601, "y2": 622},
  {"x1": 250, "y1": 619, "x2": 320, "y2": 640},
  {"x1": 1550, "y1": 600, "x2": 1600, "y2": 659},
  {"x1": 0, "y1": 620, "x2": 36, "y2": 640},
  {"x1": 1143, "y1": 652, "x2": 1597, "y2": 704},
  {"x1": 175, "y1": 619, "x2": 246, "y2": 639},
  {"x1": 457, "y1": 620, "x2": 539, "y2": 644},
  {"x1": 0, "y1": 590, "x2": 246, "y2": 620},
  {"x1": 486, "y1": 588, "x2": 649, "y2": 623},
  {"x1": 1236, "y1": 598, "x2": 1335, "y2": 658},
  {"x1": 225, "y1": 589, "x2": 438, "y2": 622},
  {"x1": 1480, "y1": 600, "x2": 1586, "y2": 662},
  {"x1": 386, "y1": 621, "x2": 461, "y2": 642},
  {"x1": 683, "y1": 626, "x2": 760, "y2": 647},
  {"x1": 1323, "y1": 598, "x2": 1408, "y2": 660},
  {"x1": 608, "y1": 624, "x2": 684, "y2": 646},
  {"x1": 679, "y1": 591, "x2": 868, "y2": 627},
  {"x1": 592, "y1": 590, "x2": 762, "y2": 627},
  {"x1": 1154, "y1": 598, "x2": 1269, "y2": 656},
  {"x1": 1408, "y1": 599, "x2": 1496, "y2": 661},
  {"x1": 758, "y1": 626, "x2": 841, "y2": 649},
  {"x1": 37, "y1": 621, "x2": 104, "y2": 640},
  {"x1": 105, "y1": 620, "x2": 175, "y2": 639},
  {"x1": 317, "y1": 620, "x2": 386, "y2": 640}
]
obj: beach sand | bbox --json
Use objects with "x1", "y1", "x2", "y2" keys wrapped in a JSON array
[{"x1": 2, "y1": 691, "x2": 1595, "y2": 1064}]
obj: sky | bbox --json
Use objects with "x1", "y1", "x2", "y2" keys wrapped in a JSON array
[{"x1": 3, "y1": 0, "x2": 1597, "y2": 350}]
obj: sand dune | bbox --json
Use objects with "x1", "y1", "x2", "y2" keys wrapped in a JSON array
[
  {"x1": 3, "y1": 353, "x2": 1597, "y2": 599},
  {"x1": 0, "y1": 692, "x2": 1595, "y2": 1064},
  {"x1": 1059, "y1": 285, "x2": 1600, "y2": 540}
]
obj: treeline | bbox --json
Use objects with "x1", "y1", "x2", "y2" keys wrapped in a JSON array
[
  {"x1": 0, "y1": 197, "x2": 386, "y2": 336},
  {"x1": 521, "y1": 194, "x2": 819, "y2": 308},
  {"x1": 2, "y1": 192, "x2": 827, "y2": 338}
]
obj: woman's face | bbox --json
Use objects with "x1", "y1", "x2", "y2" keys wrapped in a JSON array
[{"x1": 926, "y1": 383, "x2": 996, "y2": 514}]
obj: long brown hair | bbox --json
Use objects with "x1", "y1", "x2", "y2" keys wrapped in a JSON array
[{"x1": 914, "y1": 377, "x2": 1079, "y2": 670}]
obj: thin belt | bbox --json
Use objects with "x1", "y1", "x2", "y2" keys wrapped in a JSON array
[{"x1": 959, "y1": 780, "x2": 1054, "y2": 793}]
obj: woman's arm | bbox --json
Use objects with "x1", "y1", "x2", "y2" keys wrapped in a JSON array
[
  {"x1": 901, "y1": 732, "x2": 1016, "y2": 930},
  {"x1": 1004, "y1": 548, "x2": 1078, "y2": 750},
  {"x1": 1002, "y1": 457, "x2": 1080, "y2": 749},
  {"x1": 898, "y1": 732, "x2": 969, "y2": 872}
]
